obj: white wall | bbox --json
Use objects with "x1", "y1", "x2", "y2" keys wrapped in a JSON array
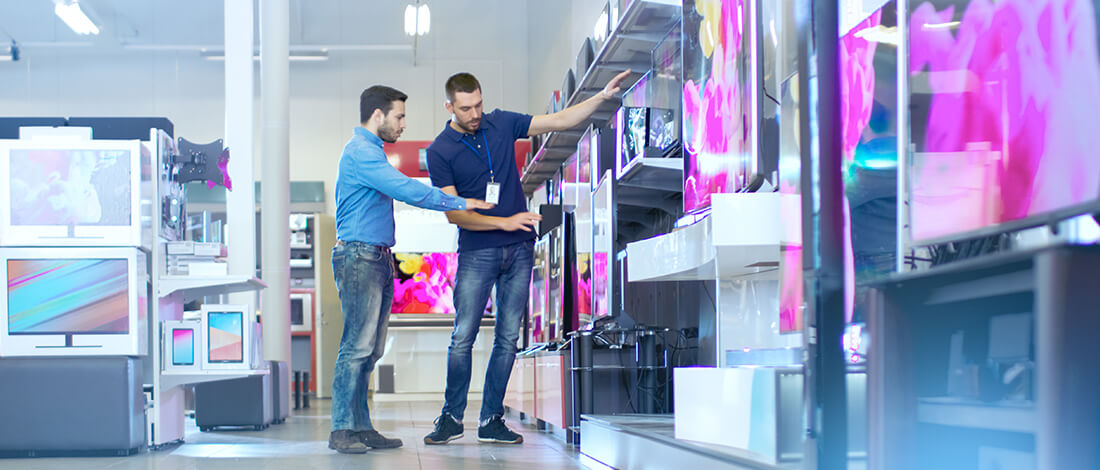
[
  {"x1": 526, "y1": 0, "x2": 609, "y2": 115},
  {"x1": 0, "y1": 0, "x2": 531, "y2": 214}
]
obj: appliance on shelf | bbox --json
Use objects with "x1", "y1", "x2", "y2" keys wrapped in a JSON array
[
  {"x1": 289, "y1": 291, "x2": 313, "y2": 333},
  {"x1": 162, "y1": 319, "x2": 202, "y2": 372},
  {"x1": 200, "y1": 304, "x2": 256, "y2": 370}
]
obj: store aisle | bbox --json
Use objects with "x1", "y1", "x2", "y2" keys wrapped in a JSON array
[{"x1": 0, "y1": 396, "x2": 586, "y2": 470}]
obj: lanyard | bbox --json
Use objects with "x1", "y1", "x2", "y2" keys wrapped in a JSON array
[{"x1": 460, "y1": 131, "x2": 495, "y2": 183}]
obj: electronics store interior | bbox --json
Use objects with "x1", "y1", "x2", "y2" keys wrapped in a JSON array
[{"x1": 0, "y1": 0, "x2": 1097, "y2": 469}]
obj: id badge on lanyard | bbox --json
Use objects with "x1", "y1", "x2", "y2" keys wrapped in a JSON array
[{"x1": 485, "y1": 181, "x2": 501, "y2": 205}]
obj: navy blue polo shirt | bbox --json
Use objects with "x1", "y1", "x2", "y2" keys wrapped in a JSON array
[{"x1": 427, "y1": 109, "x2": 535, "y2": 252}]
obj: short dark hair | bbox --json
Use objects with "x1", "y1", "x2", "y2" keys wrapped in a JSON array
[
  {"x1": 445, "y1": 73, "x2": 481, "y2": 102},
  {"x1": 360, "y1": 85, "x2": 408, "y2": 123}
]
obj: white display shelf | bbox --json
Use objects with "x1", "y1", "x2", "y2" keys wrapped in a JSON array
[
  {"x1": 627, "y1": 193, "x2": 799, "y2": 282},
  {"x1": 916, "y1": 397, "x2": 1036, "y2": 434},
  {"x1": 521, "y1": 0, "x2": 682, "y2": 193},
  {"x1": 160, "y1": 368, "x2": 269, "y2": 389},
  {"x1": 157, "y1": 275, "x2": 267, "y2": 299}
]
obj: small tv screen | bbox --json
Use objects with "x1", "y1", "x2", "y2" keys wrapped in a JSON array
[
  {"x1": 207, "y1": 311, "x2": 244, "y2": 363},
  {"x1": 8, "y1": 148, "x2": 132, "y2": 226},
  {"x1": 172, "y1": 328, "x2": 195, "y2": 366},
  {"x1": 625, "y1": 107, "x2": 648, "y2": 164},
  {"x1": 648, "y1": 108, "x2": 678, "y2": 153},
  {"x1": 7, "y1": 258, "x2": 129, "y2": 335}
]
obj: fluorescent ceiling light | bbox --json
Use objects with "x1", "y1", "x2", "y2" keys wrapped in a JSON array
[
  {"x1": 405, "y1": 3, "x2": 430, "y2": 36},
  {"x1": 200, "y1": 49, "x2": 329, "y2": 62},
  {"x1": 53, "y1": 0, "x2": 100, "y2": 36}
]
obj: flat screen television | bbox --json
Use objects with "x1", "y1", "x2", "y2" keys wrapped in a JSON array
[
  {"x1": 907, "y1": 0, "x2": 1100, "y2": 244},
  {"x1": 0, "y1": 139, "x2": 151, "y2": 247},
  {"x1": 201, "y1": 304, "x2": 253, "y2": 370},
  {"x1": 623, "y1": 107, "x2": 648, "y2": 170},
  {"x1": 529, "y1": 237, "x2": 550, "y2": 345},
  {"x1": 162, "y1": 319, "x2": 201, "y2": 372},
  {"x1": 648, "y1": 107, "x2": 679, "y2": 155},
  {"x1": 391, "y1": 252, "x2": 492, "y2": 315},
  {"x1": 592, "y1": 172, "x2": 614, "y2": 320},
  {"x1": 682, "y1": 0, "x2": 755, "y2": 213},
  {"x1": 0, "y1": 247, "x2": 148, "y2": 357},
  {"x1": 290, "y1": 290, "x2": 313, "y2": 332},
  {"x1": 152, "y1": 128, "x2": 186, "y2": 242}
]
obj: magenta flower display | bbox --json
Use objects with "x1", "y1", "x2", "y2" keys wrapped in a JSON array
[
  {"x1": 682, "y1": 0, "x2": 752, "y2": 213},
  {"x1": 909, "y1": 0, "x2": 1100, "y2": 241}
]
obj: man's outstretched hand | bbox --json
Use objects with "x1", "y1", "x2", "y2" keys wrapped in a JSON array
[
  {"x1": 497, "y1": 212, "x2": 542, "y2": 232},
  {"x1": 465, "y1": 199, "x2": 495, "y2": 211},
  {"x1": 601, "y1": 69, "x2": 632, "y2": 99}
]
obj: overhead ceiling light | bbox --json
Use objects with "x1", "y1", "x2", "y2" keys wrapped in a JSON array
[
  {"x1": 199, "y1": 49, "x2": 329, "y2": 62},
  {"x1": 53, "y1": 0, "x2": 100, "y2": 36},
  {"x1": 404, "y1": 2, "x2": 430, "y2": 36}
]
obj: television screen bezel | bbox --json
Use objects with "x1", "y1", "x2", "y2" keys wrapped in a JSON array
[
  {"x1": 0, "y1": 246, "x2": 147, "y2": 357},
  {"x1": 0, "y1": 139, "x2": 148, "y2": 247}
]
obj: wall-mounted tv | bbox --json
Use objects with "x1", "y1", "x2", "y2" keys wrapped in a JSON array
[
  {"x1": 0, "y1": 139, "x2": 151, "y2": 247},
  {"x1": 682, "y1": 0, "x2": 755, "y2": 213},
  {"x1": 0, "y1": 247, "x2": 148, "y2": 357},
  {"x1": 391, "y1": 252, "x2": 492, "y2": 315},
  {"x1": 907, "y1": 0, "x2": 1100, "y2": 244}
]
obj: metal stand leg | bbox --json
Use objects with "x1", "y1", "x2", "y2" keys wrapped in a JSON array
[
  {"x1": 303, "y1": 372, "x2": 310, "y2": 409},
  {"x1": 293, "y1": 371, "x2": 301, "y2": 410},
  {"x1": 636, "y1": 330, "x2": 658, "y2": 414}
]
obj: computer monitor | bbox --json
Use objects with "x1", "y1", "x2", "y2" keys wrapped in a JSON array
[
  {"x1": 0, "y1": 139, "x2": 151, "y2": 247},
  {"x1": 0, "y1": 247, "x2": 148, "y2": 357}
]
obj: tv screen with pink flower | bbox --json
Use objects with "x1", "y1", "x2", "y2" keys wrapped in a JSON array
[
  {"x1": 682, "y1": 0, "x2": 754, "y2": 214},
  {"x1": 392, "y1": 253, "x2": 492, "y2": 315},
  {"x1": 908, "y1": 0, "x2": 1100, "y2": 243}
]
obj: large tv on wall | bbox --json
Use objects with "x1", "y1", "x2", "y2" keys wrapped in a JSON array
[
  {"x1": 0, "y1": 247, "x2": 148, "y2": 357},
  {"x1": 907, "y1": 0, "x2": 1100, "y2": 244},
  {"x1": 390, "y1": 253, "x2": 493, "y2": 315},
  {"x1": 682, "y1": 0, "x2": 756, "y2": 214},
  {"x1": 0, "y1": 139, "x2": 151, "y2": 247}
]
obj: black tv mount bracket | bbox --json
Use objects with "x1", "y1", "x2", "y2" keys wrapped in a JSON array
[{"x1": 176, "y1": 137, "x2": 232, "y2": 189}]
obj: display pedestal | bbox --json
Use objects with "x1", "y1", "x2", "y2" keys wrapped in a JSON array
[{"x1": 0, "y1": 357, "x2": 145, "y2": 457}]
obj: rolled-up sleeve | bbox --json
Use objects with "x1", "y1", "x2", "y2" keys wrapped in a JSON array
[{"x1": 357, "y1": 152, "x2": 466, "y2": 211}]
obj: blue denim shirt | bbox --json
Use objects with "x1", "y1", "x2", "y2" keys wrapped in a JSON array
[{"x1": 336, "y1": 127, "x2": 466, "y2": 246}]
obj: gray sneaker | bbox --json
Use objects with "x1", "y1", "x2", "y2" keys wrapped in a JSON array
[
  {"x1": 356, "y1": 430, "x2": 403, "y2": 449},
  {"x1": 328, "y1": 430, "x2": 368, "y2": 454}
]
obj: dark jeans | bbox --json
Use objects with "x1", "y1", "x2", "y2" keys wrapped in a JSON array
[
  {"x1": 442, "y1": 241, "x2": 534, "y2": 423},
  {"x1": 330, "y1": 242, "x2": 393, "y2": 432}
]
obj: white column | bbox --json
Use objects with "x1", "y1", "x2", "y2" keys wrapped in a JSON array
[
  {"x1": 224, "y1": 0, "x2": 257, "y2": 320},
  {"x1": 260, "y1": 0, "x2": 291, "y2": 364}
]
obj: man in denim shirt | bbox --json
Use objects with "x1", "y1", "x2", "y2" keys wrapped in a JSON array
[
  {"x1": 329, "y1": 85, "x2": 493, "y2": 454},
  {"x1": 424, "y1": 70, "x2": 630, "y2": 445}
]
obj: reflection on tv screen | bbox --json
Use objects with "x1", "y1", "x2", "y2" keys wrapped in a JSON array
[
  {"x1": 908, "y1": 0, "x2": 1100, "y2": 241},
  {"x1": 8, "y1": 149, "x2": 132, "y2": 226},
  {"x1": 7, "y1": 258, "x2": 129, "y2": 335}
]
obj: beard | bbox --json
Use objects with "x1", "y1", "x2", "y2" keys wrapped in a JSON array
[
  {"x1": 378, "y1": 123, "x2": 402, "y2": 143},
  {"x1": 453, "y1": 116, "x2": 481, "y2": 134}
]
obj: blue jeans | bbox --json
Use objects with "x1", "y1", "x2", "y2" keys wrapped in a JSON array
[
  {"x1": 442, "y1": 241, "x2": 534, "y2": 423},
  {"x1": 330, "y1": 242, "x2": 393, "y2": 432}
]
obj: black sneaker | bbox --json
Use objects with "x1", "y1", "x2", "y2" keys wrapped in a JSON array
[
  {"x1": 477, "y1": 416, "x2": 523, "y2": 444},
  {"x1": 356, "y1": 430, "x2": 403, "y2": 449},
  {"x1": 328, "y1": 430, "x2": 368, "y2": 454},
  {"x1": 424, "y1": 414, "x2": 464, "y2": 445}
]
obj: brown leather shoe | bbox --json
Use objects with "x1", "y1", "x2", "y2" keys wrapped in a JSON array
[{"x1": 328, "y1": 430, "x2": 368, "y2": 454}]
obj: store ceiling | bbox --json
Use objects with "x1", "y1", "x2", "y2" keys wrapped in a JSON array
[{"x1": 0, "y1": 0, "x2": 434, "y2": 55}]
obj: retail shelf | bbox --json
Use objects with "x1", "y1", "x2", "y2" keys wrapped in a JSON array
[
  {"x1": 289, "y1": 259, "x2": 313, "y2": 268},
  {"x1": 615, "y1": 157, "x2": 684, "y2": 215},
  {"x1": 160, "y1": 368, "x2": 269, "y2": 390},
  {"x1": 916, "y1": 397, "x2": 1036, "y2": 434},
  {"x1": 626, "y1": 193, "x2": 799, "y2": 282},
  {"x1": 521, "y1": 0, "x2": 682, "y2": 193},
  {"x1": 157, "y1": 275, "x2": 267, "y2": 299},
  {"x1": 290, "y1": 243, "x2": 312, "y2": 250}
]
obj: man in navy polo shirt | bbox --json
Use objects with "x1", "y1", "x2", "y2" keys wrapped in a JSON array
[{"x1": 424, "y1": 70, "x2": 630, "y2": 445}]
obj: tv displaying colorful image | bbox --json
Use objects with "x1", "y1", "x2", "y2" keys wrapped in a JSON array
[
  {"x1": 683, "y1": 0, "x2": 754, "y2": 213},
  {"x1": 625, "y1": 107, "x2": 647, "y2": 165},
  {"x1": 207, "y1": 311, "x2": 243, "y2": 363},
  {"x1": 392, "y1": 253, "x2": 492, "y2": 314},
  {"x1": 529, "y1": 238, "x2": 550, "y2": 344},
  {"x1": 8, "y1": 148, "x2": 132, "y2": 226},
  {"x1": 908, "y1": 0, "x2": 1100, "y2": 243},
  {"x1": 648, "y1": 108, "x2": 678, "y2": 154},
  {"x1": 7, "y1": 258, "x2": 129, "y2": 334},
  {"x1": 172, "y1": 328, "x2": 194, "y2": 366}
]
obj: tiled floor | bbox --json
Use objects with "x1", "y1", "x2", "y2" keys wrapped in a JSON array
[{"x1": 0, "y1": 395, "x2": 587, "y2": 470}]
